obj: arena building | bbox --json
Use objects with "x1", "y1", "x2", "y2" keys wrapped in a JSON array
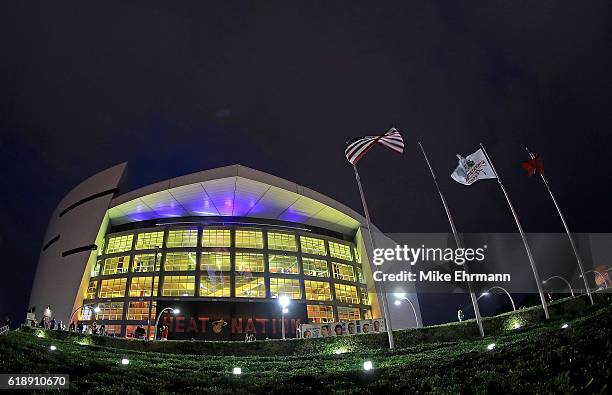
[{"x1": 29, "y1": 163, "x2": 421, "y2": 340}]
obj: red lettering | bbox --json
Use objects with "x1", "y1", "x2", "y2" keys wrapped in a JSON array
[
  {"x1": 176, "y1": 317, "x2": 185, "y2": 332},
  {"x1": 163, "y1": 316, "x2": 174, "y2": 332},
  {"x1": 245, "y1": 318, "x2": 256, "y2": 334},
  {"x1": 232, "y1": 318, "x2": 243, "y2": 334},
  {"x1": 187, "y1": 317, "x2": 198, "y2": 333},
  {"x1": 198, "y1": 317, "x2": 209, "y2": 333},
  {"x1": 255, "y1": 318, "x2": 268, "y2": 334}
]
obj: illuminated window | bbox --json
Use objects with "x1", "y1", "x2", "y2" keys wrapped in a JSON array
[
  {"x1": 129, "y1": 276, "x2": 158, "y2": 297},
  {"x1": 235, "y1": 275, "x2": 266, "y2": 298},
  {"x1": 356, "y1": 267, "x2": 366, "y2": 284},
  {"x1": 337, "y1": 306, "x2": 361, "y2": 321},
  {"x1": 132, "y1": 253, "x2": 161, "y2": 273},
  {"x1": 334, "y1": 284, "x2": 359, "y2": 304},
  {"x1": 106, "y1": 234, "x2": 133, "y2": 254},
  {"x1": 270, "y1": 277, "x2": 301, "y2": 299},
  {"x1": 354, "y1": 246, "x2": 362, "y2": 263},
  {"x1": 360, "y1": 288, "x2": 371, "y2": 305},
  {"x1": 362, "y1": 309, "x2": 372, "y2": 319},
  {"x1": 300, "y1": 236, "x2": 326, "y2": 256},
  {"x1": 98, "y1": 278, "x2": 127, "y2": 298},
  {"x1": 235, "y1": 253, "x2": 264, "y2": 273},
  {"x1": 201, "y1": 228, "x2": 231, "y2": 247},
  {"x1": 268, "y1": 254, "x2": 299, "y2": 274},
  {"x1": 135, "y1": 231, "x2": 164, "y2": 250},
  {"x1": 81, "y1": 304, "x2": 95, "y2": 320},
  {"x1": 102, "y1": 256, "x2": 130, "y2": 276},
  {"x1": 98, "y1": 239, "x2": 105, "y2": 256},
  {"x1": 332, "y1": 262, "x2": 355, "y2": 282},
  {"x1": 103, "y1": 324, "x2": 122, "y2": 336},
  {"x1": 91, "y1": 260, "x2": 102, "y2": 277},
  {"x1": 85, "y1": 280, "x2": 98, "y2": 300},
  {"x1": 235, "y1": 229, "x2": 263, "y2": 249},
  {"x1": 200, "y1": 275, "x2": 231, "y2": 297},
  {"x1": 166, "y1": 229, "x2": 198, "y2": 248},
  {"x1": 126, "y1": 301, "x2": 155, "y2": 321},
  {"x1": 267, "y1": 232, "x2": 297, "y2": 252},
  {"x1": 304, "y1": 280, "x2": 332, "y2": 301},
  {"x1": 329, "y1": 241, "x2": 353, "y2": 261},
  {"x1": 164, "y1": 252, "x2": 197, "y2": 271},
  {"x1": 97, "y1": 302, "x2": 124, "y2": 321},
  {"x1": 303, "y1": 258, "x2": 329, "y2": 277},
  {"x1": 307, "y1": 305, "x2": 335, "y2": 323},
  {"x1": 161, "y1": 276, "x2": 195, "y2": 296},
  {"x1": 200, "y1": 252, "x2": 231, "y2": 272}
]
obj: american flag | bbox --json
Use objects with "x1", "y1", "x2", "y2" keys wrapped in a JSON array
[{"x1": 345, "y1": 128, "x2": 404, "y2": 165}]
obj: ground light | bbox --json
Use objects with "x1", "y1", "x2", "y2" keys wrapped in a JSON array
[
  {"x1": 487, "y1": 343, "x2": 496, "y2": 351},
  {"x1": 49, "y1": 345, "x2": 57, "y2": 351},
  {"x1": 232, "y1": 367, "x2": 242, "y2": 375},
  {"x1": 513, "y1": 322, "x2": 521, "y2": 330},
  {"x1": 561, "y1": 323, "x2": 569, "y2": 329},
  {"x1": 363, "y1": 361, "x2": 373, "y2": 371},
  {"x1": 121, "y1": 358, "x2": 130, "y2": 365},
  {"x1": 334, "y1": 348, "x2": 347, "y2": 355}
]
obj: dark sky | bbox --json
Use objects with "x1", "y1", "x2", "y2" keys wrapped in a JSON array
[{"x1": 1, "y1": 1, "x2": 611, "y2": 325}]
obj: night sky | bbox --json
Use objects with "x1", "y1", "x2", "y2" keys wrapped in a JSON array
[{"x1": 1, "y1": 2, "x2": 611, "y2": 326}]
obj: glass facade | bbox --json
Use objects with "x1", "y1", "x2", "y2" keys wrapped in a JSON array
[{"x1": 81, "y1": 222, "x2": 373, "y2": 336}]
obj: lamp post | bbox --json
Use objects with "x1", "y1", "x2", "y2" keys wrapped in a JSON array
[
  {"x1": 146, "y1": 246, "x2": 160, "y2": 340},
  {"x1": 480, "y1": 286, "x2": 516, "y2": 311},
  {"x1": 579, "y1": 270, "x2": 609, "y2": 290},
  {"x1": 278, "y1": 295, "x2": 290, "y2": 340},
  {"x1": 542, "y1": 276, "x2": 575, "y2": 297},
  {"x1": 68, "y1": 305, "x2": 100, "y2": 328},
  {"x1": 393, "y1": 293, "x2": 420, "y2": 328},
  {"x1": 153, "y1": 307, "x2": 179, "y2": 340}
]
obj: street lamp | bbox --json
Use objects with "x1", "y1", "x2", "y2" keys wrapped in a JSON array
[
  {"x1": 393, "y1": 293, "x2": 421, "y2": 328},
  {"x1": 278, "y1": 295, "x2": 290, "y2": 340},
  {"x1": 542, "y1": 276, "x2": 575, "y2": 297},
  {"x1": 480, "y1": 286, "x2": 516, "y2": 311},
  {"x1": 153, "y1": 307, "x2": 180, "y2": 340},
  {"x1": 579, "y1": 270, "x2": 609, "y2": 290},
  {"x1": 146, "y1": 246, "x2": 161, "y2": 340},
  {"x1": 68, "y1": 305, "x2": 101, "y2": 328}
]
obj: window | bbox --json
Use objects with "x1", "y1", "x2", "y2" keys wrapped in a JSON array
[
  {"x1": 360, "y1": 288, "x2": 370, "y2": 305},
  {"x1": 334, "y1": 284, "x2": 359, "y2": 304},
  {"x1": 91, "y1": 260, "x2": 102, "y2": 277},
  {"x1": 129, "y1": 276, "x2": 158, "y2": 297},
  {"x1": 200, "y1": 252, "x2": 231, "y2": 272},
  {"x1": 270, "y1": 278, "x2": 301, "y2": 299},
  {"x1": 307, "y1": 305, "x2": 335, "y2": 323},
  {"x1": 235, "y1": 275, "x2": 266, "y2": 298},
  {"x1": 102, "y1": 256, "x2": 130, "y2": 276},
  {"x1": 304, "y1": 280, "x2": 332, "y2": 301},
  {"x1": 268, "y1": 254, "x2": 299, "y2": 274},
  {"x1": 166, "y1": 229, "x2": 198, "y2": 248},
  {"x1": 103, "y1": 324, "x2": 122, "y2": 336},
  {"x1": 202, "y1": 228, "x2": 231, "y2": 247},
  {"x1": 135, "y1": 231, "x2": 164, "y2": 250},
  {"x1": 81, "y1": 304, "x2": 95, "y2": 320},
  {"x1": 235, "y1": 229, "x2": 263, "y2": 249},
  {"x1": 267, "y1": 232, "x2": 297, "y2": 252},
  {"x1": 200, "y1": 275, "x2": 231, "y2": 297},
  {"x1": 98, "y1": 278, "x2": 127, "y2": 298},
  {"x1": 106, "y1": 234, "x2": 133, "y2": 254},
  {"x1": 85, "y1": 280, "x2": 98, "y2": 300},
  {"x1": 329, "y1": 241, "x2": 353, "y2": 261},
  {"x1": 164, "y1": 252, "x2": 197, "y2": 271},
  {"x1": 132, "y1": 253, "x2": 161, "y2": 273},
  {"x1": 354, "y1": 246, "x2": 362, "y2": 263},
  {"x1": 235, "y1": 253, "x2": 264, "y2": 273},
  {"x1": 332, "y1": 262, "x2": 355, "y2": 282},
  {"x1": 303, "y1": 258, "x2": 329, "y2": 277},
  {"x1": 161, "y1": 276, "x2": 195, "y2": 296},
  {"x1": 300, "y1": 236, "x2": 326, "y2": 256},
  {"x1": 97, "y1": 302, "x2": 124, "y2": 321},
  {"x1": 126, "y1": 301, "x2": 156, "y2": 321},
  {"x1": 337, "y1": 306, "x2": 361, "y2": 321},
  {"x1": 356, "y1": 267, "x2": 366, "y2": 284}
]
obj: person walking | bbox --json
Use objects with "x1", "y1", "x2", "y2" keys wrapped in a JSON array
[{"x1": 457, "y1": 309, "x2": 465, "y2": 322}]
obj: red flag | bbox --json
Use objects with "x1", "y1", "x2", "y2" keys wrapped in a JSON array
[{"x1": 521, "y1": 153, "x2": 544, "y2": 176}]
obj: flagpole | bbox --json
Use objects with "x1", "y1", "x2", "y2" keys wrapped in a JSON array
[
  {"x1": 479, "y1": 143, "x2": 550, "y2": 319},
  {"x1": 418, "y1": 142, "x2": 485, "y2": 337},
  {"x1": 352, "y1": 164, "x2": 395, "y2": 349},
  {"x1": 526, "y1": 147, "x2": 593, "y2": 305}
]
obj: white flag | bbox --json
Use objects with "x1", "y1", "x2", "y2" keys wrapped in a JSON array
[{"x1": 451, "y1": 148, "x2": 497, "y2": 185}]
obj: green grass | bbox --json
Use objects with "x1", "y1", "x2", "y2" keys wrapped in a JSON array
[{"x1": 1, "y1": 299, "x2": 610, "y2": 394}]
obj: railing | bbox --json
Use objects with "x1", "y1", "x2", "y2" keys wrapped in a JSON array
[{"x1": 0, "y1": 325, "x2": 9, "y2": 336}]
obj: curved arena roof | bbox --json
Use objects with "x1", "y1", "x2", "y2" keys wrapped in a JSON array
[{"x1": 108, "y1": 165, "x2": 364, "y2": 235}]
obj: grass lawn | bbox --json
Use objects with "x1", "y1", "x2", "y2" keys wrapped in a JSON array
[{"x1": 0, "y1": 299, "x2": 610, "y2": 394}]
